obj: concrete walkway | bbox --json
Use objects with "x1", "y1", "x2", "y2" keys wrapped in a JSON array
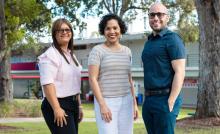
[{"x1": 0, "y1": 117, "x2": 143, "y2": 123}]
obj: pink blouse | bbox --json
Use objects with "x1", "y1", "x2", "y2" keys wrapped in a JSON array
[{"x1": 38, "y1": 46, "x2": 82, "y2": 98}]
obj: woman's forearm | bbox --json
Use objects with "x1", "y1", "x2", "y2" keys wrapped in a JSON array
[
  {"x1": 128, "y1": 73, "x2": 137, "y2": 104},
  {"x1": 89, "y1": 78, "x2": 106, "y2": 106},
  {"x1": 43, "y1": 84, "x2": 61, "y2": 111}
]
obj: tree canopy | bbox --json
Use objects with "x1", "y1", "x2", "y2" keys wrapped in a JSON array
[
  {"x1": 0, "y1": 0, "x2": 200, "y2": 55},
  {"x1": 37, "y1": 0, "x2": 198, "y2": 43},
  {"x1": 4, "y1": 0, "x2": 51, "y2": 55}
]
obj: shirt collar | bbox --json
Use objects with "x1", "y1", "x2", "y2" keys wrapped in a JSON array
[
  {"x1": 62, "y1": 48, "x2": 71, "y2": 54},
  {"x1": 158, "y1": 27, "x2": 168, "y2": 37},
  {"x1": 148, "y1": 27, "x2": 168, "y2": 39}
]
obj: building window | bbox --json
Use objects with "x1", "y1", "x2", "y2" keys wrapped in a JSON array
[{"x1": 74, "y1": 45, "x2": 87, "y2": 50}]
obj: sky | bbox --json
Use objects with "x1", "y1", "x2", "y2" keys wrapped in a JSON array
[
  {"x1": 39, "y1": 0, "x2": 186, "y2": 43},
  {"x1": 83, "y1": 13, "x2": 150, "y2": 39},
  {"x1": 75, "y1": 0, "x2": 154, "y2": 39},
  {"x1": 40, "y1": 13, "x2": 150, "y2": 43},
  {"x1": 40, "y1": 14, "x2": 180, "y2": 43}
]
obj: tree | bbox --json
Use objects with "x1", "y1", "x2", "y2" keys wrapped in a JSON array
[
  {"x1": 90, "y1": 0, "x2": 199, "y2": 42},
  {"x1": 41, "y1": 0, "x2": 198, "y2": 42},
  {"x1": 0, "y1": 0, "x2": 51, "y2": 102},
  {"x1": 0, "y1": 0, "x2": 11, "y2": 102},
  {"x1": 195, "y1": 0, "x2": 220, "y2": 118},
  {"x1": 175, "y1": 0, "x2": 199, "y2": 42}
]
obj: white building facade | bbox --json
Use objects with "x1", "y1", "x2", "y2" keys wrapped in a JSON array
[{"x1": 11, "y1": 33, "x2": 199, "y2": 107}]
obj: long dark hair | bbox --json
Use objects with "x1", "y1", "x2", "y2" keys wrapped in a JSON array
[{"x1": 51, "y1": 18, "x2": 79, "y2": 66}]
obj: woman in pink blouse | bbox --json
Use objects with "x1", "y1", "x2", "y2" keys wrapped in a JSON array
[{"x1": 38, "y1": 18, "x2": 83, "y2": 134}]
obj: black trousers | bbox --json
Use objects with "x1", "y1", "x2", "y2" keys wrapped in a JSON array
[{"x1": 41, "y1": 96, "x2": 79, "y2": 134}]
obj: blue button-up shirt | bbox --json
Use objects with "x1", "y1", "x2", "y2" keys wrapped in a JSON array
[{"x1": 141, "y1": 28, "x2": 186, "y2": 91}]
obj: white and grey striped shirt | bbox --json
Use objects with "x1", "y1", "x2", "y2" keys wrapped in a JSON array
[{"x1": 88, "y1": 44, "x2": 132, "y2": 97}]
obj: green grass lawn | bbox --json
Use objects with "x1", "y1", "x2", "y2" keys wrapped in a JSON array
[
  {"x1": 0, "y1": 99, "x2": 195, "y2": 119},
  {"x1": 1, "y1": 100, "x2": 220, "y2": 134},
  {"x1": 1, "y1": 122, "x2": 220, "y2": 134},
  {"x1": 82, "y1": 103, "x2": 195, "y2": 119},
  {"x1": 178, "y1": 108, "x2": 195, "y2": 119}
]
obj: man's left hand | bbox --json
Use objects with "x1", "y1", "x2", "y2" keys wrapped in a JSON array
[{"x1": 168, "y1": 99, "x2": 175, "y2": 112}]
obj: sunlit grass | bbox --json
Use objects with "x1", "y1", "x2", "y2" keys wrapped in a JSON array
[
  {"x1": 82, "y1": 103, "x2": 195, "y2": 120},
  {"x1": 0, "y1": 99, "x2": 195, "y2": 120},
  {"x1": 1, "y1": 122, "x2": 220, "y2": 134},
  {"x1": 178, "y1": 108, "x2": 195, "y2": 119},
  {"x1": 1, "y1": 99, "x2": 206, "y2": 134}
]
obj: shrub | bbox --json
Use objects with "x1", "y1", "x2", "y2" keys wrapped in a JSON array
[
  {"x1": 0, "y1": 99, "x2": 42, "y2": 117},
  {"x1": 0, "y1": 102, "x2": 15, "y2": 117}
]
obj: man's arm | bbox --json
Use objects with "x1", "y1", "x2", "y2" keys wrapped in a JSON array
[{"x1": 168, "y1": 59, "x2": 185, "y2": 112}]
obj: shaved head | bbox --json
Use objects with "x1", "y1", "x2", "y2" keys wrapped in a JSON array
[
  {"x1": 149, "y1": 3, "x2": 168, "y2": 14},
  {"x1": 148, "y1": 2, "x2": 169, "y2": 34}
]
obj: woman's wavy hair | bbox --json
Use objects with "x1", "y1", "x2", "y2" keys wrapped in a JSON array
[{"x1": 99, "y1": 14, "x2": 127, "y2": 35}]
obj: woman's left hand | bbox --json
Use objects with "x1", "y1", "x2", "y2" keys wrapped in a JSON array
[
  {"x1": 78, "y1": 106, "x2": 83, "y2": 123},
  {"x1": 133, "y1": 104, "x2": 139, "y2": 120}
]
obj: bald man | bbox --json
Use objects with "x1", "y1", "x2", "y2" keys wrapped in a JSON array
[{"x1": 141, "y1": 3, "x2": 186, "y2": 134}]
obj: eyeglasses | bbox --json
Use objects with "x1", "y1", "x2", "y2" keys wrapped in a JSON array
[
  {"x1": 148, "y1": 12, "x2": 167, "y2": 19},
  {"x1": 56, "y1": 28, "x2": 71, "y2": 34}
]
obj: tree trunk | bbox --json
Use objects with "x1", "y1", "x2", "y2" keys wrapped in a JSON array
[
  {"x1": 0, "y1": 49, "x2": 13, "y2": 102},
  {"x1": 195, "y1": 0, "x2": 220, "y2": 118},
  {"x1": 0, "y1": 0, "x2": 5, "y2": 61},
  {"x1": 0, "y1": 0, "x2": 13, "y2": 102}
]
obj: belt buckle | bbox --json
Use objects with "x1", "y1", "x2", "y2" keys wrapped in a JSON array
[
  {"x1": 158, "y1": 90, "x2": 162, "y2": 94},
  {"x1": 73, "y1": 95, "x2": 78, "y2": 101},
  {"x1": 145, "y1": 91, "x2": 151, "y2": 96}
]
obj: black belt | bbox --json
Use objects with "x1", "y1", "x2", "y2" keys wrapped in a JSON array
[
  {"x1": 57, "y1": 94, "x2": 78, "y2": 101},
  {"x1": 145, "y1": 89, "x2": 170, "y2": 96}
]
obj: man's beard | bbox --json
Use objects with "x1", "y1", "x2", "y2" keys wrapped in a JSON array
[
  {"x1": 150, "y1": 25, "x2": 166, "y2": 34},
  {"x1": 153, "y1": 28, "x2": 162, "y2": 33}
]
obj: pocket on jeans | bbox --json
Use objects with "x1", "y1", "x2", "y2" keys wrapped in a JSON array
[
  {"x1": 172, "y1": 98, "x2": 182, "y2": 115},
  {"x1": 58, "y1": 99, "x2": 77, "y2": 112},
  {"x1": 41, "y1": 99, "x2": 46, "y2": 110},
  {"x1": 165, "y1": 100, "x2": 171, "y2": 113},
  {"x1": 41, "y1": 98, "x2": 52, "y2": 110},
  {"x1": 156, "y1": 96, "x2": 170, "y2": 113}
]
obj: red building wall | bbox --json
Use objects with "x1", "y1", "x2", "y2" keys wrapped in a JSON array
[{"x1": 11, "y1": 62, "x2": 38, "y2": 71}]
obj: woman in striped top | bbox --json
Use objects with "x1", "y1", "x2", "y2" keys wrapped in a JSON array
[{"x1": 88, "y1": 14, "x2": 139, "y2": 134}]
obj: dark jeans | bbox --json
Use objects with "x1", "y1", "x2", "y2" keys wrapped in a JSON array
[
  {"x1": 41, "y1": 96, "x2": 79, "y2": 134},
  {"x1": 142, "y1": 95, "x2": 182, "y2": 134}
]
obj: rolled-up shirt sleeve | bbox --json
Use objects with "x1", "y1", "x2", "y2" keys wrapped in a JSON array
[{"x1": 38, "y1": 53, "x2": 59, "y2": 86}]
